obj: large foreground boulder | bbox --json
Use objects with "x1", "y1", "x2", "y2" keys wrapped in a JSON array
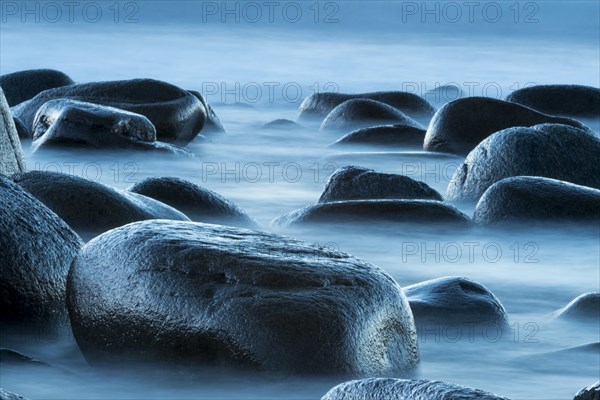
[
  {"x1": 128, "y1": 177, "x2": 257, "y2": 228},
  {"x1": 0, "y1": 68, "x2": 74, "y2": 106},
  {"x1": 403, "y1": 277, "x2": 509, "y2": 336},
  {"x1": 506, "y1": 85, "x2": 600, "y2": 118},
  {"x1": 67, "y1": 220, "x2": 419, "y2": 374},
  {"x1": 423, "y1": 97, "x2": 592, "y2": 155},
  {"x1": 473, "y1": 177, "x2": 600, "y2": 225},
  {"x1": 11, "y1": 79, "x2": 206, "y2": 144},
  {"x1": 273, "y1": 200, "x2": 471, "y2": 228},
  {"x1": 321, "y1": 378, "x2": 509, "y2": 400},
  {"x1": 299, "y1": 91, "x2": 436, "y2": 125},
  {"x1": 332, "y1": 125, "x2": 426, "y2": 149},
  {"x1": 321, "y1": 99, "x2": 424, "y2": 132},
  {"x1": 553, "y1": 293, "x2": 600, "y2": 323},
  {"x1": 0, "y1": 176, "x2": 82, "y2": 320},
  {"x1": 13, "y1": 171, "x2": 189, "y2": 239},
  {"x1": 318, "y1": 166, "x2": 442, "y2": 203},
  {"x1": 574, "y1": 382, "x2": 600, "y2": 400},
  {"x1": 446, "y1": 124, "x2": 600, "y2": 202},
  {"x1": 0, "y1": 88, "x2": 25, "y2": 176}
]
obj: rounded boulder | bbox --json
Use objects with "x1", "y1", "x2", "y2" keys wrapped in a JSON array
[
  {"x1": 423, "y1": 97, "x2": 592, "y2": 155},
  {"x1": 318, "y1": 166, "x2": 442, "y2": 203},
  {"x1": 67, "y1": 220, "x2": 419, "y2": 374},
  {"x1": 446, "y1": 124, "x2": 600, "y2": 202}
]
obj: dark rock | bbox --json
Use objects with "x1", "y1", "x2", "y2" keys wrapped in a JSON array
[
  {"x1": 128, "y1": 177, "x2": 257, "y2": 229},
  {"x1": 553, "y1": 293, "x2": 600, "y2": 323},
  {"x1": 31, "y1": 99, "x2": 159, "y2": 150},
  {"x1": 0, "y1": 88, "x2": 25, "y2": 176},
  {"x1": 403, "y1": 277, "x2": 509, "y2": 335},
  {"x1": 318, "y1": 166, "x2": 442, "y2": 203},
  {"x1": 332, "y1": 125, "x2": 425, "y2": 149},
  {"x1": 67, "y1": 220, "x2": 419, "y2": 374},
  {"x1": 0, "y1": 176, "x2": 82, "y2": 320},
  {"x1": 0, "y1": 68, "x2": 74, "y2": 106},
  {"x1": 189, "y1": 90, "x2": 225, "y2": 135},
  {"x1": 321, "y1": 99, "x2": 424, "y2": 133},
  {"x1": 261, "y1": 119, "x2": 304, "y2": 130},
  {"x1": 298, "y1": 91, "x2": 436, "y2": 125},
  {"x1": 0, "y1": 388, "x2": 29, "y2": 400},
  {"x1": 473, "y1": 177, "x2": 600, "y2": 225},
  {"x1": 446, "y1": 124, "x2": 600, "y2": 202},
  {"x1": 29, "y1": 99, "x2": 191, "y2": 156},
  {"x1": 506, "y1": 84, "x2": 600, "y2": 118},
  {"x1": 11, "y1": 79, "x2": 206, "y2": 145},
  {"x1": 574, "y1": 381, "x2": 600, "y2": 400},
  {"x1": 423, "y1": 97, "x2": 592, "y2": 155},
  {"x1": 321, "y1": 378, "x2": 509, "y2": 400},
  {"x1": 13, "y1": 171, "x2": 189, "y2": 240},
  {"x1": 272, "y1": 200, "x2": 471, "y2": 228}
]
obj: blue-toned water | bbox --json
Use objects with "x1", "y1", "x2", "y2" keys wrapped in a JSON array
[{"x1": 1, "y1": 1, "x2": 599, "y2": 399}]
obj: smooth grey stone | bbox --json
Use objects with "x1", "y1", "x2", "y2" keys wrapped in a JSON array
[
  {"x1": 298, "y1": 91, "x2": 435, "y2": 125},
  {"x1": 446, "y1": 124, "x2": 600, "y2": 202},
  {"x1": 506, "y1": 84, "x2": 600, "y2": 118},
  {"x1": 0, "y1": 68, "x2": 74, "y2": 106},
  {"x1": 67, "y1": 220, "x2": 419, "y2": 374},
  {"x1": 13, "y1": 171, "x2": 190, "y2": 240},
  {"x1": 12, "y1": 79, "x2": 206, "y2": 145},
  {"x1": 128, "y1": 177, "x2": 257, "y2": 229},
  {"x1": 272, "y1": 199, "x2": 472, "y2": 228},
  {"x1": 0, "y1": 176, "x2": 82, "y2": 320},
  {"x1": 473, "y1": 177, "x2": 600, "y2": 225},
  {"x1": 318, "y1": 166, "x2": 442, "y2": 203},
  {"x1": 553, "y1": 293, "x2": 600, "y2": 323},
  {"x1": 332, "y1": 125, "x2": 425, "y2": 149},
  {"x1": 404, "y1": 276, "x2": 509, "y2": 334},
  {"x1": 321, "y1": 99, "x2": 425, "y2": 133},
  {"x1": 423, "y1": 97, "x2": 592, "y2": 155}
]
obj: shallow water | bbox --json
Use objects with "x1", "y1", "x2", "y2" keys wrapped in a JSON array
[{"x1": 1, "y1": 1, "x2": 599, "y2": 399}]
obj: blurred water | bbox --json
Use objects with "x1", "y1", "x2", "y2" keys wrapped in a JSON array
[{"x1": 1, "y1": 1, "x2": 599, "y2": 399}]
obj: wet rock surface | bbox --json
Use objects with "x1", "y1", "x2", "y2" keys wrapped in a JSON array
[
  {"x1": 273, "y1": 200, "x2": 471, "y2": 228},
  {"x1": 321, "y1": 378, "x2": 509, "y2": 400},
  {"x1": 403, "y1": 277, "x2": 509, "y2": 334},
  {"x1": 423, "y1": 97, "x2": 592, "y2": 155},
  {"x1": 67, "y1": 220, "x2": 419, "y2": 374},
  {"x1": 554, "y1": 293, "x2": 600, "y2": 323},
  {"x1": 13, "y1": 171, "x2": 189, "y2": 239},
  {"x1": 574, "y1": 381, "x2": 600, "y2": 400},
  {"x1": 318, "y1": 166, "x2": 442, "y2": 203},
  {"x1": 0, "y1": 176, "x2": 82, "y2": 320},
  {"x1": 298, "y1": 91, "x2": 436, "y2": 125},
  {"x1": 332, "y1": 125, "x2": 426, "y2": 149},
  {"x1": 188, "y1": 90, "x2": 225, "y2": 135},
  {"x1": 321, "y1": 99, "x2": 424, "y2": 133},
  {"x1": 0, "y1": 68, "x2": 74, "y2": 107},
  {"x1": 0, "y1": 388, "x2": 29, "y2": 400},
  {"x1": 473, "y1": 177, "x2": 600, "y2": 225},
  {"x1": 0, "y1": 88, "x2": 25, "y2": 176},
  {"x1": 11, "y1": 79, "x2": 206, "y2": 144},
  {"x1": 128, "y1": 177, "x2": 257, "y2": 228},
  {"x1": 30, "y1": 99, "x2": 161, "y2": 151},
  {"x1": 446, "y1": 124, "x2": 600, "y2": 202},
  {"x1": 506, "y1": 85, "x2": 600, "y2": 118}
]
